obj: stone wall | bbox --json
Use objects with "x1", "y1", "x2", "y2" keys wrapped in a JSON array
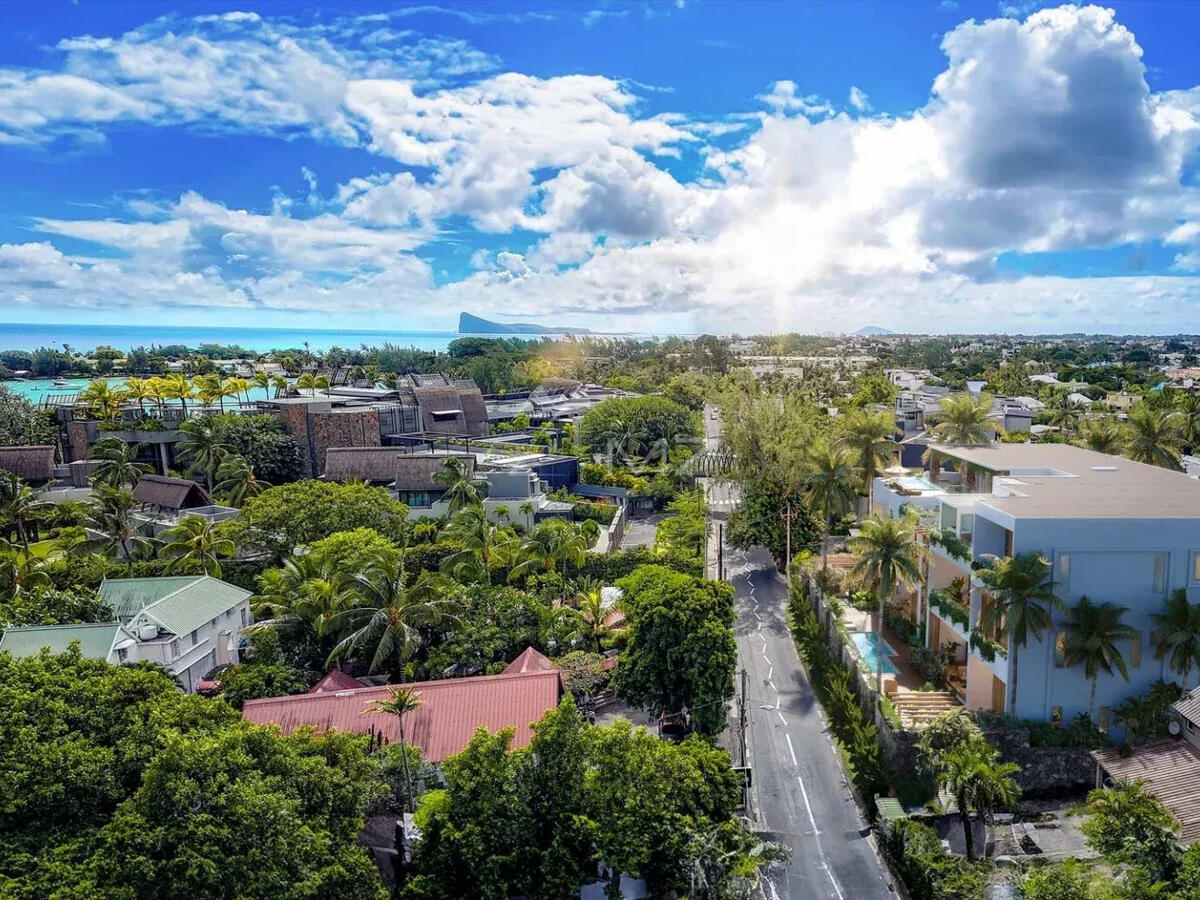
[{"x1": 982, "y1": 721, "x2": 1096, "y2": 795}]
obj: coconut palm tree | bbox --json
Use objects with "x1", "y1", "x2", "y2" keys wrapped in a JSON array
[
  {"x1": 837, "y1": 408, "x2": 899, "y2": 515},
  {"x1": 572, "y1": 576, "x2": 611, "y2": 651},
  {"x1": 367, "y1": 686, "x2": 425, "y2": 813},
  {"x1": 90, "y1": 437, "x2": 153, "y2": 489},
  {"x1": 327, "y1": 557, "x2": 458, "y2": 676},
  {"x1": 975, "y1": 552, "x2": 1061, "y2": 717},
  {"x1": 0, "y1": 544, "x2": 52, "y2": 599},
  {"x1": 194, "y1": 374, "x2": 222, "y2": 412},
  {"x1": 1075, "y1": 417, "x2": 1128, "y2": 455},
  {"x1": 160, "y1": 373, "x2": 193, "y2": 417},
  {"x1": 174, "y1": 416, "x2": 230, "y2": 492},
  {"x1": 510, "y1": 519, "x2": 595, "y2": 583},
  {"x1": 80, "y1": 378, "x2": 125, "y2": 422},
  {"x1": 936, "y1": 740, "x2": 1021, "y2": 861},
  {"x1": 803, "y1": 440, "x2": 859, "y2": 570},
  {"x1": 1152, "y1": 588, "x2": 1200, "y2": 690},
  {"x1": 251, "y1": 555, "x2": 356, "y2": 654},
  {"x1": 252, "y1": 370, "x2": 271, "y2": 397},
  {"x1": 1046, "y1": 391, "x2": 1083, "y2": 436},
  {"x1": 849, "y1": 514, "x2": 927, "y2": 699},
  {"x1": 85, "y1": 486, "x2": 155, "y2": 569},
  {"x1": 270, "y1": 374, "x2": 289, "y2": 398},
  {"x1": 214, "y1": 454, "x2": 269, "y2": 507},
  {"x1": 159, "y1": 515, "x2": 235, "y2": 577},
  {"x1": 296, "y1": 372, "x2": 318, "y2": 397},
  {"x1": 1176, "y1": 392, "x2": 1200, "y2": 455},
  {"x1": 1061, "y1": 595, "x2": 1138, "y2": 721},
  {"x1": 144, "y1": 376, "x2": 167, "y2": 415},
  {"x1": 123, "y1": 377, "x2": 151, "y2": 417},
  {"x1": 0, "y1": 472, "x2": 52, "y2": 556},
  {"x1": 932, "y1": 392, "x2": 998, "y2": 445},
  {"x1": 314, "y1": 374, "x2": 331, "y2": 394},
  {"x1": 440, "y1": 505, "x2": 516, "y2": 583},
  {"x1": 1126, "y1": 404, "x2": 1182, "y2": 470},
  {"x1": 225, "y1": 375, "x2": 251, "y2": 406},
  {"x1": 432, "y1": 456, "x2": 485, "y2": 514}
]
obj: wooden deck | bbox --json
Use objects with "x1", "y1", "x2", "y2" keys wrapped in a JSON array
[{"x1": 1093, "y1": 739, "x2": 1200, "y2": 844}]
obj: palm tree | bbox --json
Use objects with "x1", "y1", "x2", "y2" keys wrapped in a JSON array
[
  {"x1": 159, "y1": 515, "x2": 235, "y2": 577},
  {"x1": 174, "y1": 416, "x2": 230, "y2": 492},
  {"x1": 296, "y1": 373, "x2": 318, "y2": 397},
  {"x1": 803, "y1": 440, "x2": 859, "y2": 570},
  {"x1": 252, "y1": 370, "x2": 271, "y2": 397},
  {"x1": 144, "y1": 376, "x2": 167, "y2": 415},
  {"x1": 314, "y1": 374, "x2": 330, "y2": 394},
  {"x1": 432, "y1": 457, "x2": 485, "y2": 514},
  {"x1": 975, "y1": 552, "x2": 1061, "y2": 717},
  {"x1": 271, "y1": 374, "x2": 289, "y2": 398},
  {"x1": 123, "y1": 377, "x2": 150, "y2": 417},
  {"x1": 327, "y1": 557, "x2": 457, "y2": 676},
  {"x1": 1076, "y1": 417, "x2": 1128, "y2": 455},
  {"x1": 1046, "y1": 391, "x2": 1083, "y2": 436},
  {"x1": 215, "y1": 454, "x2": 270, "y2": 507},
  {"x1": 1061, "y1": 595, "x2": 1138, "y2": 721},
  {"x1": 80, "y1": 378, "x2": 125, "y2": 422},
  {"x1": 837, "y1": 408, "x2": 899, "y2": 515},
  {"x1": 849, "y1": 514, "x2": 926, "y2": 700},
  {"x1": 1152, "y1": 588, "x2": 1200, "y2": 690},
  {"x1": 936, "y1": 740, "x2": 1021, "y2": 861},
  {"x1": 932, "y1": 392, "x2": 998, "y2": 445},
  {"x1": 0, "y1": 472, "x2": 51, "y2": 555},
  {"x1": 573, "y1": 576, "x2": 610, "y2": 651},
  {"x1": 161, "y1": 373, "x2": 193, "y2": 417},
  {"x1": 440, "y1": 505, "x2": 516, "y2": 583},
  {"x1": 510, "y1": 519, "x2": 595, "y2": 583},
  {"x1": 90, "y1": 437, "x2": 153, "y2": 489},
  {"x1": 1176, "y1": 392, "x2": 1200, "y2": 455},
  {"x1": 251, "y1": 555, "x2": 356, "y2": 652},
  {"x1": 194, "y1": 374, "x2": 221, "y2": 412},
  {"x1": 225, "y1": 375, "x2": 251, "y2": 406},
  {"x1": 1126, "y1": 404, "x2": 1182, "y2": 470},
  {"x1": 367, "y1": 686, "x2": 424, "y2": 813},
  {"x1": 85, "y1": 487, "x2": 155, "y2": 569},
  {"x1": 0, "y1": 544, "x2": 52, "y2": 599}
]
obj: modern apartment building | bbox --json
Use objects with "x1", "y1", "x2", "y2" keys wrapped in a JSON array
[{"x1": 875, "y1": 443, "x2": 1200, "y2": 729}]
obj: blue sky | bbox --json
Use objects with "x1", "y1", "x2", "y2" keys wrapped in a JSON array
[{"x1": 1, "y1": 1, "x2": 1199, "y2": 334}]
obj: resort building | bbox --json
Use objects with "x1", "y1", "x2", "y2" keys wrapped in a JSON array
[
  {"x1": 875, "y1": 443, "x2": 1200, "y2": 729},
  {"x1": 0, "y1": 575, "x2": 251, "y2": 692}
]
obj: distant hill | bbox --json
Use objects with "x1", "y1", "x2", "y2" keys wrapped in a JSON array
[
  {"x1": 855, "y1": 325, "x2": 894, "y2": 336},
  {"x1": 458, "y1": 312, "x2": 590, "y2": 335}
]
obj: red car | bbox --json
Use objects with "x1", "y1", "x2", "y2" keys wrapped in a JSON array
[{"x1": 196, "y1": 664, "x2": 232, "y2": 696}]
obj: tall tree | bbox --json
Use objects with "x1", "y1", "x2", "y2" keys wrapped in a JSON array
[
  {"x1": 975, "y1": 552, "x2": 1061, "y2": 717},
  {"x1": 368, "y1": 686, "x2": 424, "y2": 813},
  {"x1": 160, "y1": 373, "x2": 193, "y2": 417},
  {"x1": 432, "y1": 456, "x2": 485, "y2": 514},
  {"x1": 837, "y1": 407, "x2": 899, "y2": 515},
  {"x1": 441, "y1": 505, "x2": 517, "y2": 583},
  {"x1": 1046, "y1": 391, "x2": 1083, "y2": 436},
  {"x1": 935, "y1": 739, "x2": 1021, "y2": 861},
  {"x1": 1126, "y1": 404, "x2": 1182, "y2": 470},
  {"x1": 1176, "y1": 392, "x2": 1200, "y2": 455},
  {"x1": 1061, "y1": 596, "x2": 1138, "y2": 721},
  {"x1": 328, "y1": 557, "x2": 458, "y2": 676},
  {"x1": 1075, "y1": 417, "x2": 1128, "y2": 455},
  {"x1": 174, "y1": 416, "x2": 230, "y2": 492},
  {"x1": 803, "y1": 439, "x2": 859, "y2": 570},
  {"x1": 159, "y1": 515, "x2": 235, "y2": 577},
  {"x1": 0, "y1": 471, "x2": 51, "y2": 554},
  {"x1": 90, "y1": 437, "x2": 153, "y2": 489},
  {"x1": 1152, "y1": 588, "x2": 1200, "y2": 690},
  {"x1": 849, "y1": 514, "x2": 926, "y2": 700},
  {"x1": 84, "y1": 486, "x2": 155, "y2": 569},
  {"x1": 931, "y1": 392, "x2": 998, "y2": 445},
  {"x1": 214, "y1": 453, "x2": 270, "y2": 507}
]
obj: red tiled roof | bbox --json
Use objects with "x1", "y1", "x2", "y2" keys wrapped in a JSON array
[
  {"x1": 502, "y1": 646, "x2": 555, "y2": 676},
  {"x1": 243, "y1": 669, "x2": 561, "y2": 762},
  {"x1": 308, "y1": 670, "x2": 363, "y2": 694}
]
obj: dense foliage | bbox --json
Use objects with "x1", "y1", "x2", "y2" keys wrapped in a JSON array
[
  {"x1": 0, "y1": 386, "x2": 56, "y2": 447},
  {"x1": 209, "y1": 413, "x2": 306, "y2": 485},
  {"x1": 579, "y1": 395, "x2": 701, "y2": 459},
  {"x1": 0, "y1": 649, "x2": 386, "y2": 899}
]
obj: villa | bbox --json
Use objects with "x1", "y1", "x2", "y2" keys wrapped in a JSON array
[{"x1": 875, "y1": 443, "x2": 1200, "y2": 730}]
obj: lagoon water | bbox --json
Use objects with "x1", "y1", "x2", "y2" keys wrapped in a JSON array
[{"x1": 0, "y1": 323, "x2": 499, "y2": 355}]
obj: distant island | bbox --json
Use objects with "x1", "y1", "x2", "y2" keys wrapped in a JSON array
[
  {"x1": 458, "y1": 312, "x2": 591, "y2": 335},
  {"x1": 854, "y1": 325, "x2": 894, "y2": 336}
]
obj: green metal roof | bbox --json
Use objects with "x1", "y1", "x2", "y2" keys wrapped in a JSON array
[
  {"x1": 875, "y1": 797, "x2": 907, "y2": 823},
  {"x1": 0, "y1": 623, "x2": 123, "y2": 660},
  {"x1": 99, "y1": 575, "x2": 251, "y2": 638}
]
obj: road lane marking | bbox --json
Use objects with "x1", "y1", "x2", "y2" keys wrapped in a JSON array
[
  {"x1": 797, "y1": 776, "x2": 847, "y2": 900},
  {"x1": 776, "y1": 710, "x2": 786, "y2": 725},
  {"x1": 785, "y1": 733, "x2": 797, "y2": 766}
]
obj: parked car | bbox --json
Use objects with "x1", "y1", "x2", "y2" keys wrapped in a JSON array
[{"x1": 196, "y1": 664, "x2": 232, "y2": 696}]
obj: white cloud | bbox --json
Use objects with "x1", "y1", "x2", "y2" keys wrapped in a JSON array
[{"x1": 2, "y1": 4, "x2": 1198, "y2": 333}]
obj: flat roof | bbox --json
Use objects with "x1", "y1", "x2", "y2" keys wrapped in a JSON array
[{"x1": 931, "y1": 443, "x2": 1200, "y2": 519}]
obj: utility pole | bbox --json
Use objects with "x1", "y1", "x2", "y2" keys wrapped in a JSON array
[
  {"x1": 717, "y1": 522, "x2": 724, "y2": 581},
  {"x1": 739, "y1": 667, "x2": 748, "y2": 768},
  {"x1": 785, "y1": 500, "x2": 792, "y2": 577}
]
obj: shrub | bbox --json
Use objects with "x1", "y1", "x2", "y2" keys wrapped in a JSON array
[
  {"x1": 909, "y1": 644, "x2": 946, "y2": 688},
  {"x1": 879, "y1": 819, "x2": 986, "y2": 900}
]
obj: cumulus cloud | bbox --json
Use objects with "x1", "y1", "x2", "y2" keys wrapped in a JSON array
[{"x1": 1, "y1": 4, "x2": 1198, "y2": 332}]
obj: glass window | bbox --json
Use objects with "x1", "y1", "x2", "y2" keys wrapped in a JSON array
[
  {"x1": 1057, "y1": 554, "x2": 1070, "y2": 588},
  {"x1": 116, "y1": 648, "x2": 128, "y2": 663},
  {"x1": 191, "y1": 630, "x2": 198, "y2": 647},
  {"x1": 1194, "y1": 554, "x2": 1200, "y2": 583},
  {"x1": 169, "y1": 639, "x2": 179, "y2": 660},
  {"x1": 1154, "y1": 553, "x2": 1168, "y2": 593},
  {"x1": 1129, "y1": 631, "x2": 1142, "y2": 668},
  {"x1": 240, "y1": 608, "x2": 248, "y2": 627}
]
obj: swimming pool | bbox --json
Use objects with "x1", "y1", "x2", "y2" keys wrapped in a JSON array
[
  {"x1": 893, "y1": 475, "x2": 940, "y2": 493},
  {"x1": 850, "y1": 631, "x2": 900, "y2": 676}
]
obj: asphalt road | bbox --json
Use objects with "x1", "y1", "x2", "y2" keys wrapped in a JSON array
[{"x1": 728, "y1": 545, "x2": 894, "y2": 900}]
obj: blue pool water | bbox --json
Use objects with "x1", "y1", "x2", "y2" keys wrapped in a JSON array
[
  {"x1": 850, "y1": 631, "x2": 900, "y2": 675},
  {"x1": 893, "y1": 475, "x2": 940, "y2": 492}
]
